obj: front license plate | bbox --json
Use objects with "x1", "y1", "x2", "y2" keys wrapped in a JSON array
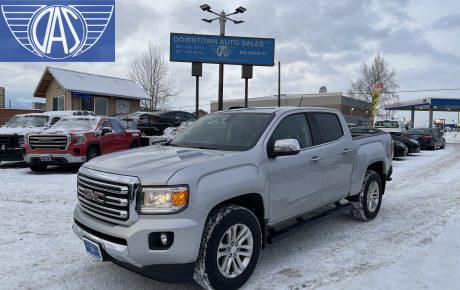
[
  {"x1": 40, "y1": 155, "x2": 52, "y2": 162},
  {"x1": 83, "y1": 238, "x2": 103, "y2": 261}
]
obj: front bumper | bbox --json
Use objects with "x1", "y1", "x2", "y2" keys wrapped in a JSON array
[
  {"x1": 73, "y1": 205, "x2": 205, "y2": 267},
  {"x1": 24, "y1": 153, "x2": 86, "y2": 165},
  {"x1": 0, "y1": 148, "x2": 23, "y2": 161}
]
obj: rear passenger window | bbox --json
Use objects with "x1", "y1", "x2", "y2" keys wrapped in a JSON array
[
  {"x1": 271, "y1": 114, "x2": 312, "y2": 148},
  {"x1": 314, "y1": 113, "x2": 343, "y2": 143}
]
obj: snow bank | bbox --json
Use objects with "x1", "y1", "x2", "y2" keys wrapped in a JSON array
[{"x1": 444, "y1": 131, "x2": 460, "y2": 144}]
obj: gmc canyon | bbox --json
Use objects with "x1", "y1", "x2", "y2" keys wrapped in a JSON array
[{"x1": 72, "y1": 107, "x2": 393, "y2": 289}]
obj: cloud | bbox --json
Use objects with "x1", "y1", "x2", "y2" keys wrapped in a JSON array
[{"x1": 1, "y1": 0, "x2": 460, "y2": 111}]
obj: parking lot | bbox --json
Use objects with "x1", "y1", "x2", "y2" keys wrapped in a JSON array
[{"x1": 1, "y1": 142, "x2": 459, "y2": 289}]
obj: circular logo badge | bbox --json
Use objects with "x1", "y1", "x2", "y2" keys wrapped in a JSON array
[{"x1": 29, "y1": 5, "x2": 87, "y2": 59}]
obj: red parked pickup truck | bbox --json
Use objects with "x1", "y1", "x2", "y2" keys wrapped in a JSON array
[{"x1": 23, "y1": 116, "x2": 141, "y2": 171}]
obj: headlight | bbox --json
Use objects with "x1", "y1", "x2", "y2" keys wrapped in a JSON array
[
  {"x1": 72, "y1": 134, "x2": 86, "y2": 145},
  {"x1": 140, "y1": 186, "x2": 189, "y2": 214}
]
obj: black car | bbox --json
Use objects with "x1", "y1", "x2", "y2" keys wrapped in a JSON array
[
  {"x1": 137, "y1": 110, "x2": 197, "y2": 136},
  {"x1": 390, "y1": 132, "x2": 420, "y2": 154},
  {"x1": 349, "y1": 127, "x2": 409, "y2": 159},
  {"x1": 406, "y1": 128, "x2": 446, "y2": 150},
  {"x1": 393, "y1": 140, "x2": 408, "y2": 158}
]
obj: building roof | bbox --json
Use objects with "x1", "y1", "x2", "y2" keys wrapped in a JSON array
[
  {"x1": 33, "y1": 67, "x2": 149, "y2": 100},
  {"x1": 385, "y1": 97, "x2": 460, "y2": 112}
]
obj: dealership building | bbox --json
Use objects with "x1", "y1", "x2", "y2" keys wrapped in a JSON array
[
  {"x1": 211, "y1": 89, "x2": 371, "y2": 125},
  {"x1": 33, "y1": 67, "x2": 149, "y2": 116}
]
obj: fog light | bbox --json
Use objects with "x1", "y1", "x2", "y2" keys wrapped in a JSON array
[
  {"x1": 160, "y1": 233, "x2": 168, "y2": 245},
  {"x1": 148, "y1": 232, "x2": 174, "y2": 250}
]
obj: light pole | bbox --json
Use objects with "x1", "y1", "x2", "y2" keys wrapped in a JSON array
[{"x1": 200, "y1": 4, "x2": 246, "y2": 111}]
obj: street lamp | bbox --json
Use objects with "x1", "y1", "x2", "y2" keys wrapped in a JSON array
[{"x1": 200, "y1": 4, "x2": 246, "y2": 111}]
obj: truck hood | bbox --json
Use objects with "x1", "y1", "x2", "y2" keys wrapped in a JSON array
[
  {"x1": 36, "y1": 128, "x2": 91, "y2": 135},
  {"x1": 82, "y1": 145, "x2": 238, "y2": 184},
  {"x1": 0, "y1": 126, "x2": 44, "y2": 136}
]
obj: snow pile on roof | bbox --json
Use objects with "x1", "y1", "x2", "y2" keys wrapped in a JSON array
[{"x1": 47, "y1": 67, "x2": 149, "y2": 100}]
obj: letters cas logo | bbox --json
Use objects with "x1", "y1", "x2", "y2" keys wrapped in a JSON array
[{"x1": 0, "y1": 0, "x2": 115, "y2": 62}]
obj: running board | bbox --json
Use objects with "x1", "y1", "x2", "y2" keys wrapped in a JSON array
[{"x1": 266, "y1": 202, "x2": 353, "y2": 244}]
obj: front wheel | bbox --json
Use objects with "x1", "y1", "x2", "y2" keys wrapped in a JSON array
[
  {"x1": 351, "y1": 170, "x2": 383, "y2": 221},
  {"x1": 86, "y1": 147, "x2": 99, "y2": 161},
  {"x1": 432, "y1": 141, "x2": 437, "y2": 150},
  {"x1": 194, "y1": 205, "x2": 262, "y2": 290}
]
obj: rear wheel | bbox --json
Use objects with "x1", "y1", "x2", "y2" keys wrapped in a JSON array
[
  {"x1": 351, "y1": 170, "x2": 383, "y2": 221},
  {"x1": 194, "y1": 205, "x2": 262, "y2": 290},
  {"x1": 29, "y1": 165, "x2": 47, "y2": 172},
  {"x1": 86, "y1": 147, "x2": 99, "y2": 161},
  {"x1": 130, "y1": 141, "x2": 139, "y2": 149}
]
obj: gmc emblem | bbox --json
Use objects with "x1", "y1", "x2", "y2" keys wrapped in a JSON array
[{"x1": 80, "y1": 187, "x2": 105, "y2": 203}]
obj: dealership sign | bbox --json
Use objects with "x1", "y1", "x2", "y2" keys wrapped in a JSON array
[
  {"x1": 0, "y1": 0, "x2": 115, "y2": 61},
  {"x1": 170, "y1": 33, "x2": 275, "y2": 66}
]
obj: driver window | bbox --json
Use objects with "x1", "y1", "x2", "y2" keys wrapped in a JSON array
[{"x1": 271, "y1": 114, "x2": 312, "y2": 148}]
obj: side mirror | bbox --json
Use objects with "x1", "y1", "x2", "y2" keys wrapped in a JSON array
[
  {"x1": 101, "y1": 127, "x2": 112, "y2": 135},
  {"x1": 268, "y1": 139, "x2": 301, "y2": 158}
]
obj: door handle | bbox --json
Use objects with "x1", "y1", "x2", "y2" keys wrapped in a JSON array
[
  {"x1": 310, "y1": 156, "x2": 321, "y2": 162},
  {"x1": 342, "y1": 149, "x2": 352, "y2": 154}
]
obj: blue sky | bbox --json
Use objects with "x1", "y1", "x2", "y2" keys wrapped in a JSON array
[{"x1": 1, "y1": 0, "x2": 460, "y2": 125}]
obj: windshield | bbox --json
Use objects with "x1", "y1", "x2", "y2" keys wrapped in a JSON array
[
  {"x1": 5, "y1": 115, "x2": 49, "y2": 128},
  {"x1": 169, "y1": 112, "x2": 275, "y2": 151},
  {"x1": 374, "y1": 121, "x2": 399, "y2": 128},
  {"x1": 51, "y1": 118, "x2": 99, "y2": 131}
]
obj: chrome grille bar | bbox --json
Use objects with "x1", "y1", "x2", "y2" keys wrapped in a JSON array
[{"x1": 77, "y1": 172, "x2": 132, "y2": 223}]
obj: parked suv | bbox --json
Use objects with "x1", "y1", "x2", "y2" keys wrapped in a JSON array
[
  {"x1": 73, "y1": 107, "x2": 392, "y2": 289},
  {"x1": 0, "y1": 111, "x2": 93, "y2": 164},
  {"x1": 23, "y1": 116, "x2": 140, "y2": 171},
  {"x1": 137, "y1": 110, "x2": 197, "y2": 136}
]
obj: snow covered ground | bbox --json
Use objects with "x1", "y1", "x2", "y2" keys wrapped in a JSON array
[{"x1": 1, "y1": 145, "x2": 460, "y2": 289}]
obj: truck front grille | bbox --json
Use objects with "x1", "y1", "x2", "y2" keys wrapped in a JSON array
[
  {"x1": 0, "y1": 135, "x2": 14, "y2": 147},
  {"x1": 77, "y1": 173, "x2": 131, "y2": 223},
  {"x1": 29, "y1": 135, "x2": 68, "y2": 150}
]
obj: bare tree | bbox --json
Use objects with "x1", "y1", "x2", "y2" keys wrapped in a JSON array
[
  {"x1": 348, "y1": 54, "x2": 400, "y2": 118},
  {"x1": 129, "y1": 43, "x2": 179, "y2": 110}
]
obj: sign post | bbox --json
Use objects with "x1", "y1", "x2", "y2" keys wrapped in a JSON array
[
  {"x1": 241, "y1": 65, "x2": 253, "y2": 107},
  {"x1": 191, "y1": 63, "x2": 203, "y2": 117},
  {"x1": 370, "y1": 82, "x2": 384, "y2": 127}
]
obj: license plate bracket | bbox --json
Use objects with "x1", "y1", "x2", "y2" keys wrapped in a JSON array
[
  {"x1": 40, "y1": 155, "x2": 52, "y2": 162},
  {"x1": 83, "y1": 238, "x2": 103, "y2": 261}
]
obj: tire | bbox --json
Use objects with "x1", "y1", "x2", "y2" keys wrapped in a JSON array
[
  {"x1": 29, "y1": 165, "x2": 47, "y2": 172},
  {"x1": 193, "y1": 205, "x2": 262, "y2": 290},
  {"x1": 130, "y1": 141, "x2": 138, "y2": 149},
  {"x1": 432, "y1": 141, "x2": 437, "y2": 150},
  {"x1": 440, "y1": 140, "x2": 446, "y2": 149},
  {"x1": 351, "y1": 170, "x2": 383, "y2": 221},
  {"x1": 86, "y1": 147, "x2": 99, "y2": 161}
]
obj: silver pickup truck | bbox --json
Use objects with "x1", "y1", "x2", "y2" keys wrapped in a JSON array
[{"x1": 73, "y1": 107, "x2": 393, "y2": 289}]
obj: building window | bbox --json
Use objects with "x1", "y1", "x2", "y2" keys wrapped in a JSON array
[
  {"x1": 81, "y1": 97, "x2": 94, "y2": 112},
  {"x1": 94, "y1": 97, "x2": 108, "y2": 116},
  {"x1": 116, "y1": 99, "x2": 130, "y2": 115},
  {"x1": 52, "y1": 96, "x2": 64, "y2": 111}
]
